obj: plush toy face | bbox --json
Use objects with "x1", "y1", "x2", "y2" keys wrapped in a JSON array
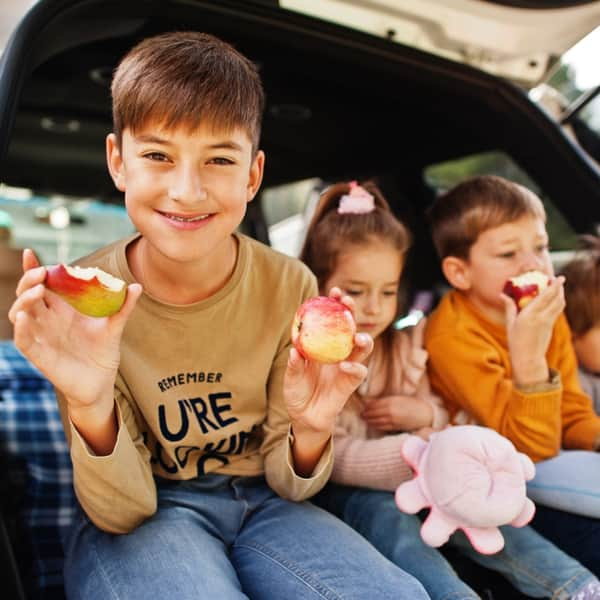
[{"x1": 395, "y1": 425, "x2": 536, "y2": 554}]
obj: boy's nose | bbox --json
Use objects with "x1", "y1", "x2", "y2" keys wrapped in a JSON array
[
  {"x1": 168, "y1": 166, "x2": 207, "y2": 204},
  {"x1": 521, "y1": 252, "x2": 544, "y2": 272}
]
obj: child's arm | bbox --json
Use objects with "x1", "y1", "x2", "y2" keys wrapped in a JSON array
[
  {"x1": 503, "y1": 277, "x2": 565, "y2": 387},
  {"x1": 10, "y1": 250, "x2": 141, "y2": 453},
  {"x1": 361, "y1": 320, "x2": 448, "y2": 432},
  {"x1": 9, "y1": 249, "x2": 155, "y2": 532},
  {"x1": 331, "y1": 421, "x2": 413, "y2": 491},
  {"x1": 284, "y1": 320, "x2": 372, "y2": 476},
  {"x1": 425, "y1": 292, "x2": 563, "y2": 462}
]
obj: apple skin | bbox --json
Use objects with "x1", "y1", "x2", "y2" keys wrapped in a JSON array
[
  {"x1": 291, "y1": 296, "x2": 356, "y2": 363},
  {"x1": 503, "y1": 271, "x2": 550, "y2": 311},
  {"x1": 45, "y1": 264, "x2": 127, "y2": 317}
]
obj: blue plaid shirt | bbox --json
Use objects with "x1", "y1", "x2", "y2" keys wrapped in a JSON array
[{"x1": 0, "y1": 341, "x2": 75, "y2": 597}]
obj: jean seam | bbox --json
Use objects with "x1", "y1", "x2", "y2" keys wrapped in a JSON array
[
  {"x1": 234, "y1": 541, "x2": 342, "y2": 600},
  {"x1": 552, "y1": 572, "x2": 596, "y2": 600}
]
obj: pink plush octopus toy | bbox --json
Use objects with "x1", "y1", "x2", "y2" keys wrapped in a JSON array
[{"x1": 395, "y1": 425, "x2": 536, "y2": 555}]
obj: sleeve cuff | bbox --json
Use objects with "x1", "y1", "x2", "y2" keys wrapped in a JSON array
[
  {"x1": 69, "y1": 401, "x2": 124, "y2": 460},
  {"x1": 286, "y1": 427, "x2": 334, "y2": 481},
  {"x1": 515, "y1": 368, "x2": 561, "y2": 394}
]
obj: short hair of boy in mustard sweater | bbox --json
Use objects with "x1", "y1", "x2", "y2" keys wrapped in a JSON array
[
  {"x1": 562, "y1": 234, "x2": 600, "y2": 415},
  {"x1": 424, "y1": 174, "x2": 600, "y2": 463},
  {"x1": 8, "y1": 32, "x2": 434, "y2": 600}
]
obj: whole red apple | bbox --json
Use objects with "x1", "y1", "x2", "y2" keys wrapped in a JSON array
[
  {"x1": 291, "y1": 296, "x2": 356, "y2": 363},
  {"x1": 503, "y1": 270, "x2": 550, "y2": 311},
  {"x1": 45, "y1": 264, "x2": 127, "y2": 317}
]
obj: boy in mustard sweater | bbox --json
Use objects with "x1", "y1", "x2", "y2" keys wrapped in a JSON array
[{"x1": 424, "y1": 174, "x2": 600, "y2": 574}]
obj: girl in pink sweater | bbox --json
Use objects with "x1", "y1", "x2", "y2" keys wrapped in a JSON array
[{"x1": 301, "y1": 180, "x2": 600, "y2": 600}]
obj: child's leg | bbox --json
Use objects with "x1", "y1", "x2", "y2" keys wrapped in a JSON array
[
  {"x1": 232, "y1": 478, "x2": 430, "y2": 600},
  {"x1": 450, "y1": 523, "x2": 595, "y2": 599},
  {"x1": 63, "y1": 477, "x2": 248, "y2": 599},
  {"x1": 531, "y1": 505, "x2": 600, "y2": 576},
  {"x1": 527, "y1": 451, "x2": 600, "y2": 518},
  {"x1": 312, "y1": 483, "x2": 478, "y2": 600}
]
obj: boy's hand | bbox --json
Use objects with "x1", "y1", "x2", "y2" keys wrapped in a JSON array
[
  {"x1": 283, "y1": 288, "x2": 373, "y2": 475},
  {"x1": 284, "y1": 330, "x2": 372, "y2": 432},
  {"x1": 361, "y1": 394, "x2": 433, "y2": 432},
  {"x1": 9, "y1": 249, "x2": 142, "y2": 410},
  {"x1": 502, "y1": 275, "x2": 565, "y2": 386}
]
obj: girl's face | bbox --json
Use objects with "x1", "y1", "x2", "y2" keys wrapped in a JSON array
[{"x1": 324, "y1": 240, "x2": 403, "y2": 340}]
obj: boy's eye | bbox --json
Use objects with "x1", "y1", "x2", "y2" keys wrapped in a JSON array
[
  {"x1": 143, "y1": 152, "x2": 168, "y2": 162},
  {"x1": 344, "y1": 289, "x2": 362, "y2": 297},
  {"x1": 535, "y1": 244, "x2": 549, "y2": 254},
  {"x1": 383, "y1": 291, "x2": 397, "y2": 297},
  {"x1": 209, "y1": 157, "x2": 234, "y2": 165},
  {"x1": 498, "y1": 251, "x2": 516, "y2": 259}
]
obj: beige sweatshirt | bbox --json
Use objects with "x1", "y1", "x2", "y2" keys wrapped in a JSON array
[
  {"x1": 57, "y1": 233, "x2": 332, "y2": 533},
  {"x1": 332, "y1": 320, "x2": 448, "y2": 492}
]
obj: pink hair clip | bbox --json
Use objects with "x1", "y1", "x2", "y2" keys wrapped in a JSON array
[{"x1": 338, "y1": 181, "x2": 376, "y2": 215}]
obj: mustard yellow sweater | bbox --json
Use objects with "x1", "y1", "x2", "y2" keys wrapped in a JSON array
[{"x1": 425, "y1": 290, "x2": 600, "y2": 462}]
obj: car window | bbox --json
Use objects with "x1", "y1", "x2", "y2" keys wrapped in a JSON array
[
  {"x1": 261, "y1": 178, "x2": 323, "y2": 257},
  {"x1": 0, "y1": 184, "x2": 135, "y2": 265}
]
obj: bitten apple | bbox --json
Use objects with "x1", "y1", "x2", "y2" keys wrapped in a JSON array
[
  {"x1": 291, "y1": 296, "x2": 356, "y2": 363},
  {"x1": 503, "y1": 270, "x2": 550, "y2": 311},
  {"x1": 45, "y1": 264, "x2": 127, "y2": 317}
]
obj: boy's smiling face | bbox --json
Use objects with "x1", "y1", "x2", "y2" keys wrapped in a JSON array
[
  {"x1": 444, "y1": 215, "x2": 554, "y2": 323},
  {"x1": 106, "y1": 120, "x2": 263, "y2": 267}
]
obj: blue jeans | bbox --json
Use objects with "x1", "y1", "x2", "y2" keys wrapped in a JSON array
[
  {"x1": 527, "y1": 451, "x2": 600, "y2": 518},
  {"x1": 531, "y1": 504, "x2": 600, "y2": 576},
  {"x1": 313, "y1": 483, "x2": 595, "y2": 600},
  {"x1": 63, "y1": 474, "x2": 429, "y2": 600}
]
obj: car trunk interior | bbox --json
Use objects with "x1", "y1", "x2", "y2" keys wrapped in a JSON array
[{"x1": 1, "y1": 0, "x2": 600, "y2": 290}]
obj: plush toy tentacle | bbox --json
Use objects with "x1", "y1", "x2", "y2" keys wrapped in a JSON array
[
  {"x1": 419, "y1": 508, "x2": 457, "y2": 547},
  {"x1": 511, "y1": 497, "x2": 535, "y2": 528},
  {"x1": 399, "y1": 435, "x2": 428, "y2": 470},
  {"x1": 395, "y1": 479, "x2": 429, "y2": 514},
  {"x1": 462, "y1": 526, "x2": 505, "y2": 555},
  {"x1": 518, "y1": 453, "x2": 536, "y2": 481}
]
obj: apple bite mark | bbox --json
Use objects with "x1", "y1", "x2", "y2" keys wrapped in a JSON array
[
  {"x1": 291, "y1": 296, "x2": 357, "y2": 363},
  {"x1": 502, "y1": 270, "x2": 550, "y2": 311},
  {"x1": 45, "y1": 264, "x2": 127, "y2": 317}
]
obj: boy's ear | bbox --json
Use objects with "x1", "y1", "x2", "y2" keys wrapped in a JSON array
[
  {"x1": 246, "y1": 150, "x2": 265, "y2": 203},
  {"x1": 442, "y1": 256, "x2": 472, "y2": 291},
  {"x1": 106, "y1": 133, "x2": 126, "y2": 192}
]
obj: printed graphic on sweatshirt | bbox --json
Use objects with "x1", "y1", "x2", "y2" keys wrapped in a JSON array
[{"x1": 149, "y1": 372, "x2": 259, "y2": 475}]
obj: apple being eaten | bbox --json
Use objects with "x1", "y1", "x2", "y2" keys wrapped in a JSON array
[
  {"x1": 45, "y1": 264, "x2": 127, "y2": 317},
  {"x1": 503, "y1": 270, "x2": 550, "y2": 311},
  {"x1": 291, "y1": 296, "x2": 356, "y2": 363}
]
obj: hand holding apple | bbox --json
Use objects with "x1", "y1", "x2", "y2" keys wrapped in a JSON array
[
  {"x1": 10, "y1": 249, "x2": 141, "y2": 414},
  {"x1": 502, "y1": 274, "x2": 565, "y2": 386},
  {"x1": 291, "y1": 296, "x2": 357, "y2": 363},
  {"x1": 284, "y1": 289, "x2": 372, "y2": 475}
]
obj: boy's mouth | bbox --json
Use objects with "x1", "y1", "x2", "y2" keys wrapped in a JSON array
[{"x1": 158, "y1": 210, "x2": 212, "y2": 223}]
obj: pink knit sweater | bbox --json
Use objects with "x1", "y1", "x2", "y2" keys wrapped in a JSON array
[{"x1": 332, "y1": 319, "x2": 448, "y2": 492}]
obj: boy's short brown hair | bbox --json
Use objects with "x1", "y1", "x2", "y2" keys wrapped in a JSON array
[
  {"x1": 428, "y1": 175, "x2": 546, "y2": 260},
  {"x1": 111, "y1": 31, "x2": 264, "y2": 152},
  {"x1": 562, "y1": 236, "x2": 600, "y2": 336}
]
